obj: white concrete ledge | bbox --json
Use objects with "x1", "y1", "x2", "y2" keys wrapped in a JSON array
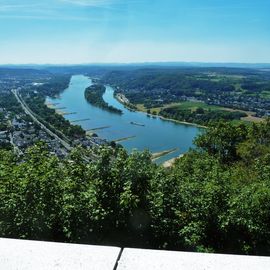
[
  {"x1": 0, "y1": 238, "x2": 121, "y2": 270},
  {"x1": 1, "y1": 238, "x2": 270, "y2": 270},
  {"x1": 117, "y1": 248, "x2": 270, "y2": 270}
]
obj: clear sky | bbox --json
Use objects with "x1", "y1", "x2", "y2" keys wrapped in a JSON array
[{"x1": 0, "y1": 0, "x2": 270, "y2": 64}]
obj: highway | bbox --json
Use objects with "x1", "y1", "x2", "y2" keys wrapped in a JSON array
[
  {"x1": 12, "y1": 89, "x2": 72, "y2": 151},
  {"x1": 12, "y1": 89, "x2": 99, "y2": 161}
]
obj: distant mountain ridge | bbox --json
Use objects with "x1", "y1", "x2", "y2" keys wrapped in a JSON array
[{"x1": 1, "y1": 62, "x2": 270, "y2": 70}]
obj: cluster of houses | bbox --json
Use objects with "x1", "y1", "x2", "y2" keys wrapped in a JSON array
[
  {"x1": 0, "y1": 73, "x2": 109, "y2": 156},
  {"x1": 0, "y1": 130, "x2": 9, "y2": 147},
  {"x1": 205, "y1": 93, "x2": 270, "y2": 117},
  {"x1": 72, "y1": 136, "x2": 106, "y2": 148},
  {"x1": 0, "y1": 106, "x2": 107, "y2": 157},
  {"x1": 0, "y1": 107, "x2": 10, "y2": 148},
  {"x1": 8, "y1": 116, "x2": 69, "y2": 157},
  {"x1": 0, "y1": 79, "x2": 22, "y2": 94}
]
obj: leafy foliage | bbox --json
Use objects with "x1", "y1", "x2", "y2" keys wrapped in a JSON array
[{"x1": 1, "y1": 120, "x2": 270, "y2": 255}]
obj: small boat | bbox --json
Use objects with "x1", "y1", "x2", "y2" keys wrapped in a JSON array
[{"x1": 130, "y1": 121, "x2": 145, "y2": 127}]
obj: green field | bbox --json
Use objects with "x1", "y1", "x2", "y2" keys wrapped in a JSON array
[
  {"x1": 136, "y1": 100, "x2": 265, "y2": 125},
  {"x1": 169, "y1": 101, "x2": 222, "y2": 111},
  {"x1": 260, "y1": 91, "x2": 270, "y2": 99},
  {"x1": 137, "y1": 101, "x2": 227, "y2": 114}
]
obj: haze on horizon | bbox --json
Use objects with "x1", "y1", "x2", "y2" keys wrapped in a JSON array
[{"x1": 0, "y1": 0, "x2": 270, "y2": 64}]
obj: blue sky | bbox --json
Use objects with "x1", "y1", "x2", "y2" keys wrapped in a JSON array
[{"x1": 0, "y1": 0, "x2": 269, "y2": 64}]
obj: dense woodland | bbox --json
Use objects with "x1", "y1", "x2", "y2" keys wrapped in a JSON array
[
  {"x1": 34, "y1": 74, "x2": 72, "y2": 96},
  {"x1": 85, "y1": 84, "x2": 123, "y2": 114},
  {"x1": 0, "y1": 92, "x2": 24, "y2": 116},
  {"x1": 1, "y1": 120, "x2": 270, "y2": 255}
]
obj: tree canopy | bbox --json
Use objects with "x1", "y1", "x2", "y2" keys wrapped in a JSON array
[{"x1": 0, "y1": 120, "x2": 270, "y2": 255}]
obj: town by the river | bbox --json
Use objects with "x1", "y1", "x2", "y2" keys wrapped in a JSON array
[{"x1": 47, "y1": 75, "x2": 202, "y2": 163}]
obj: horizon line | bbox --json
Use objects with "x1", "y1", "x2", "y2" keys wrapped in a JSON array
[{"x1": 1, "y1": 61, "x2": 270, "y2": 66}]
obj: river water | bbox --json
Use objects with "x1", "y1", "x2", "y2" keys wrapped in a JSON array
[{"x1": 46, "y1": 75, "x2": 202, "y2": 163}]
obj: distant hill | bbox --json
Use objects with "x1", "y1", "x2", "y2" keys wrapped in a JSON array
[
  {"x1": 0, "y1": 68, "x2": 51, "y2": 78},
  {"x1": 1, "y1": 62, "x2": 270, "y2": 72}
]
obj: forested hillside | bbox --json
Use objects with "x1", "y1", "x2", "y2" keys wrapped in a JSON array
[
  {"x1": 1, "y1": 120, "x2": 270, "y2": 255},
  {"x1": 103, "y1": 68, "x2": 270, "y2": 119},
  {"x1": 103, "y1": 68, "x2": 270, "y2": 103}
]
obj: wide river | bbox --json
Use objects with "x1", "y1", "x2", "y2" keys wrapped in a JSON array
[{"x1": 47, "y1": 75, "x2": 202, "y2": 163}]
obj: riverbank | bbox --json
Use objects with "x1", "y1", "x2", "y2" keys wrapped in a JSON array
[
  {"x1": 115, "y1": 92, "x2": 207, "y2": 129},
  {"x1": 113, "y1": 135, "x2": 136, "y2": 143},
  {"x1": 151, "y1": 148, "x2": 178, "y2": 161},
  {"x1": 162, "y1": 154, "x2": 184, "y2": 168}
]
